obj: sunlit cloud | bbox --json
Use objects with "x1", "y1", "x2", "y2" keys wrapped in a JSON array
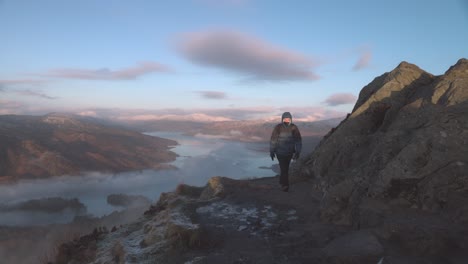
[
  {"x1": 323, "y1": 93, "x2": 357, "y2": 106},
  {"x1": 195, "y1": 90, "x2": 227, "y2": 99},
  {"x1": 100, "y1": 105, "x2": 344, "y2": 122},
  {"x1": 120, "y1": 113, "x2": 233, "y2": 122},
  {"x1": 176, "y1": 30, "x2": 321, "y2": 81},
  {"x1": 45, "y1": 61, "x2": 171, "y2": 80},
  {"x1": 77, "y1": 111, "x2": 98, "y2": 117},
  {"x1": 353, "y1": 48, "x2": 372, "y2": 71}
]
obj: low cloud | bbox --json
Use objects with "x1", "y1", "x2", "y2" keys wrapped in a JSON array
[
  {"x1": 45, "y1": 61, "x2": 170, "y2": 80},
  {"x1": 107, "y1": 106, "x2": 344, "y2": 122},
  {"x1": 323, "y1": 93, "x2": 357, "y2": 106},
  {"x1": 120, "y1": 113, "x2": 233, "y2": 122},
  {"x1": 15, "y1": 90, "x2": 57, "y2": 100},
  {"x1": 353, "y1": 48, "x2": 372, "y2": 71},
  {"x1": 195, "y1": 90, "x2": 227, "y2": 99},
  {"x1": 176, "y1": 30, "x2": 320, "y2": 81}
]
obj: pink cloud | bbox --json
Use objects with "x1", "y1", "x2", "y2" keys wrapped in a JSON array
[
  {"x1": 323, "y1": 93, "x2": 357, "y2": 106},
  {"x1": 45, "y1": 61, "x2": 170, "y2": 80},
  {"x1": 195, "y1": 90, "x2": 227, "y2": 99},
  {"x1": 353, "y1": 48, "x2": 372, "y2": 71},
  {"x1": 176, "y1": 30, "x2": 321, "y2": 81}
]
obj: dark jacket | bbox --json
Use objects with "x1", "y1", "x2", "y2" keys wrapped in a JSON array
[{"x1": 270, "y1": 122, "x2": 302, "y2": 156}]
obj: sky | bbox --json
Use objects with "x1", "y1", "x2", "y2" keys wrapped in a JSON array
[{"x1": 1, "y1": 0, "x2": 467, "y2": 121}]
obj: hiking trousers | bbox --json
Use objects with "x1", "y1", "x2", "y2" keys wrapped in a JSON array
[{"x1": 277, "y1": 154, "x2": 293, "y2": 187}]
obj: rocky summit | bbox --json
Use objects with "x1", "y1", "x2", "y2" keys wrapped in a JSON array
[
  {"x1": 299, "y1": 58, "x2": 468, "y2": 226},
  {"x1": 50, "y1": 59, "x2": 468, "y2": 264}
]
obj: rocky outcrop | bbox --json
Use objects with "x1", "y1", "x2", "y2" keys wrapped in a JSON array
[{"x1": 299, "y1": 58, "x2": 468, "y2": 227}]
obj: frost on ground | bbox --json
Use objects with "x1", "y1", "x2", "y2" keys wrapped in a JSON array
[
  {"x1": 196, "y1": 201, "x2": 297, "y2": 235},
  {"x1": 91, "y1": 194, "x2": 202, "y2": 264},
  {"x1": 51, "y1": 177, "x2": 305, "y2": 264}
]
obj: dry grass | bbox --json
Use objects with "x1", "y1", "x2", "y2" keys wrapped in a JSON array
[
  {"x1": 38, "y1": 225, "x2": 86, "y2": 264},
  {"x1": 111, "y1": 241, "x2": 126, "y2": 264}
]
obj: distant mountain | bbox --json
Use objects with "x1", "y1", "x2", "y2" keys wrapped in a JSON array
[
  {"x1": 0, "y1": 113, "x2": 177, "y2": 182},
  {"x1": 186, "y1": 118, "x2": 342, "y2": 141},
  {"x1": 125, "y1": 117, "x2": 342, "y2": 142},
  {"x1": 299, "y1": 58, "x2": 468, "y2": 226}
]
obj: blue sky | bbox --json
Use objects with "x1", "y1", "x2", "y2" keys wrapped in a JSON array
[{"x1": 1, "y1": 0, "x2": 467, "y2": 121}]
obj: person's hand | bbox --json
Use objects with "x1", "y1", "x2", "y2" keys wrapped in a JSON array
[
  {"x1": 293, "y1": 152, "x2": 300, "y2": 160},
  {"x1": 270, "y1": 152, "x2": 275, "y2": 161}
]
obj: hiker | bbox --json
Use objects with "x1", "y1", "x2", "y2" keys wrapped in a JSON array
[{"x1": 270, "y1": 112, "x2": 302, "y2": 192}]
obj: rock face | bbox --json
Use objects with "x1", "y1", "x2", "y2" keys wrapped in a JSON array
[
  {"x1": 299, "y1": 58, "x2": 468, "y2": 226},
  {"x1": 0, "y1": 113, "x2": 177, "y2": 181}
]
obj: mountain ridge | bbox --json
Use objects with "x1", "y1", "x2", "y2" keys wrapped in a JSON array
[{"x1": 0, "y1": 113, "x2": 177, "y2": 181}]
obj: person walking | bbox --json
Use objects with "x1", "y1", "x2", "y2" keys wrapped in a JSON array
[{"x1": 270, "y1": 112, "x2": 302, "y2": 192}]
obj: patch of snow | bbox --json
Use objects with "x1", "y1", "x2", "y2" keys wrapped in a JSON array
[
  {"x1": 238, "y1": 225, "x2": 248, "y2": 231},
  {"x1": 170, "y1": 211, "x2": 199, "y2": 230},
  {"x1": 196, "y1": 201, "x2": 280, "y2": 234}
]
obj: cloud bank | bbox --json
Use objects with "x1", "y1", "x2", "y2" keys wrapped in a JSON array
[
  {"x1": 45, "y1": 61, "x2": 170, "y2": 80},
  {"x1": 323, "y1": 93, "x2": 357, "y2": 106},
  {"x1": 176, "y1": 30, "x2": 320, "y2": 81}
]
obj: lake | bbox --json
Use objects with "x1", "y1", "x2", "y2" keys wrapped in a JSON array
[{"x1": 0, "y1": 132, "x2": 275, "y2": 226}]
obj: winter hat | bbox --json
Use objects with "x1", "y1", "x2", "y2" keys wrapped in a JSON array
[{"x1": 281, "y1": 112, "x2": 292, "y2": 122}]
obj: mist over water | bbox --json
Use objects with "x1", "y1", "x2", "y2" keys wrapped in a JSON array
[{"x1": 0, "y1": 132, "x2": 275, "y2": 226}]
